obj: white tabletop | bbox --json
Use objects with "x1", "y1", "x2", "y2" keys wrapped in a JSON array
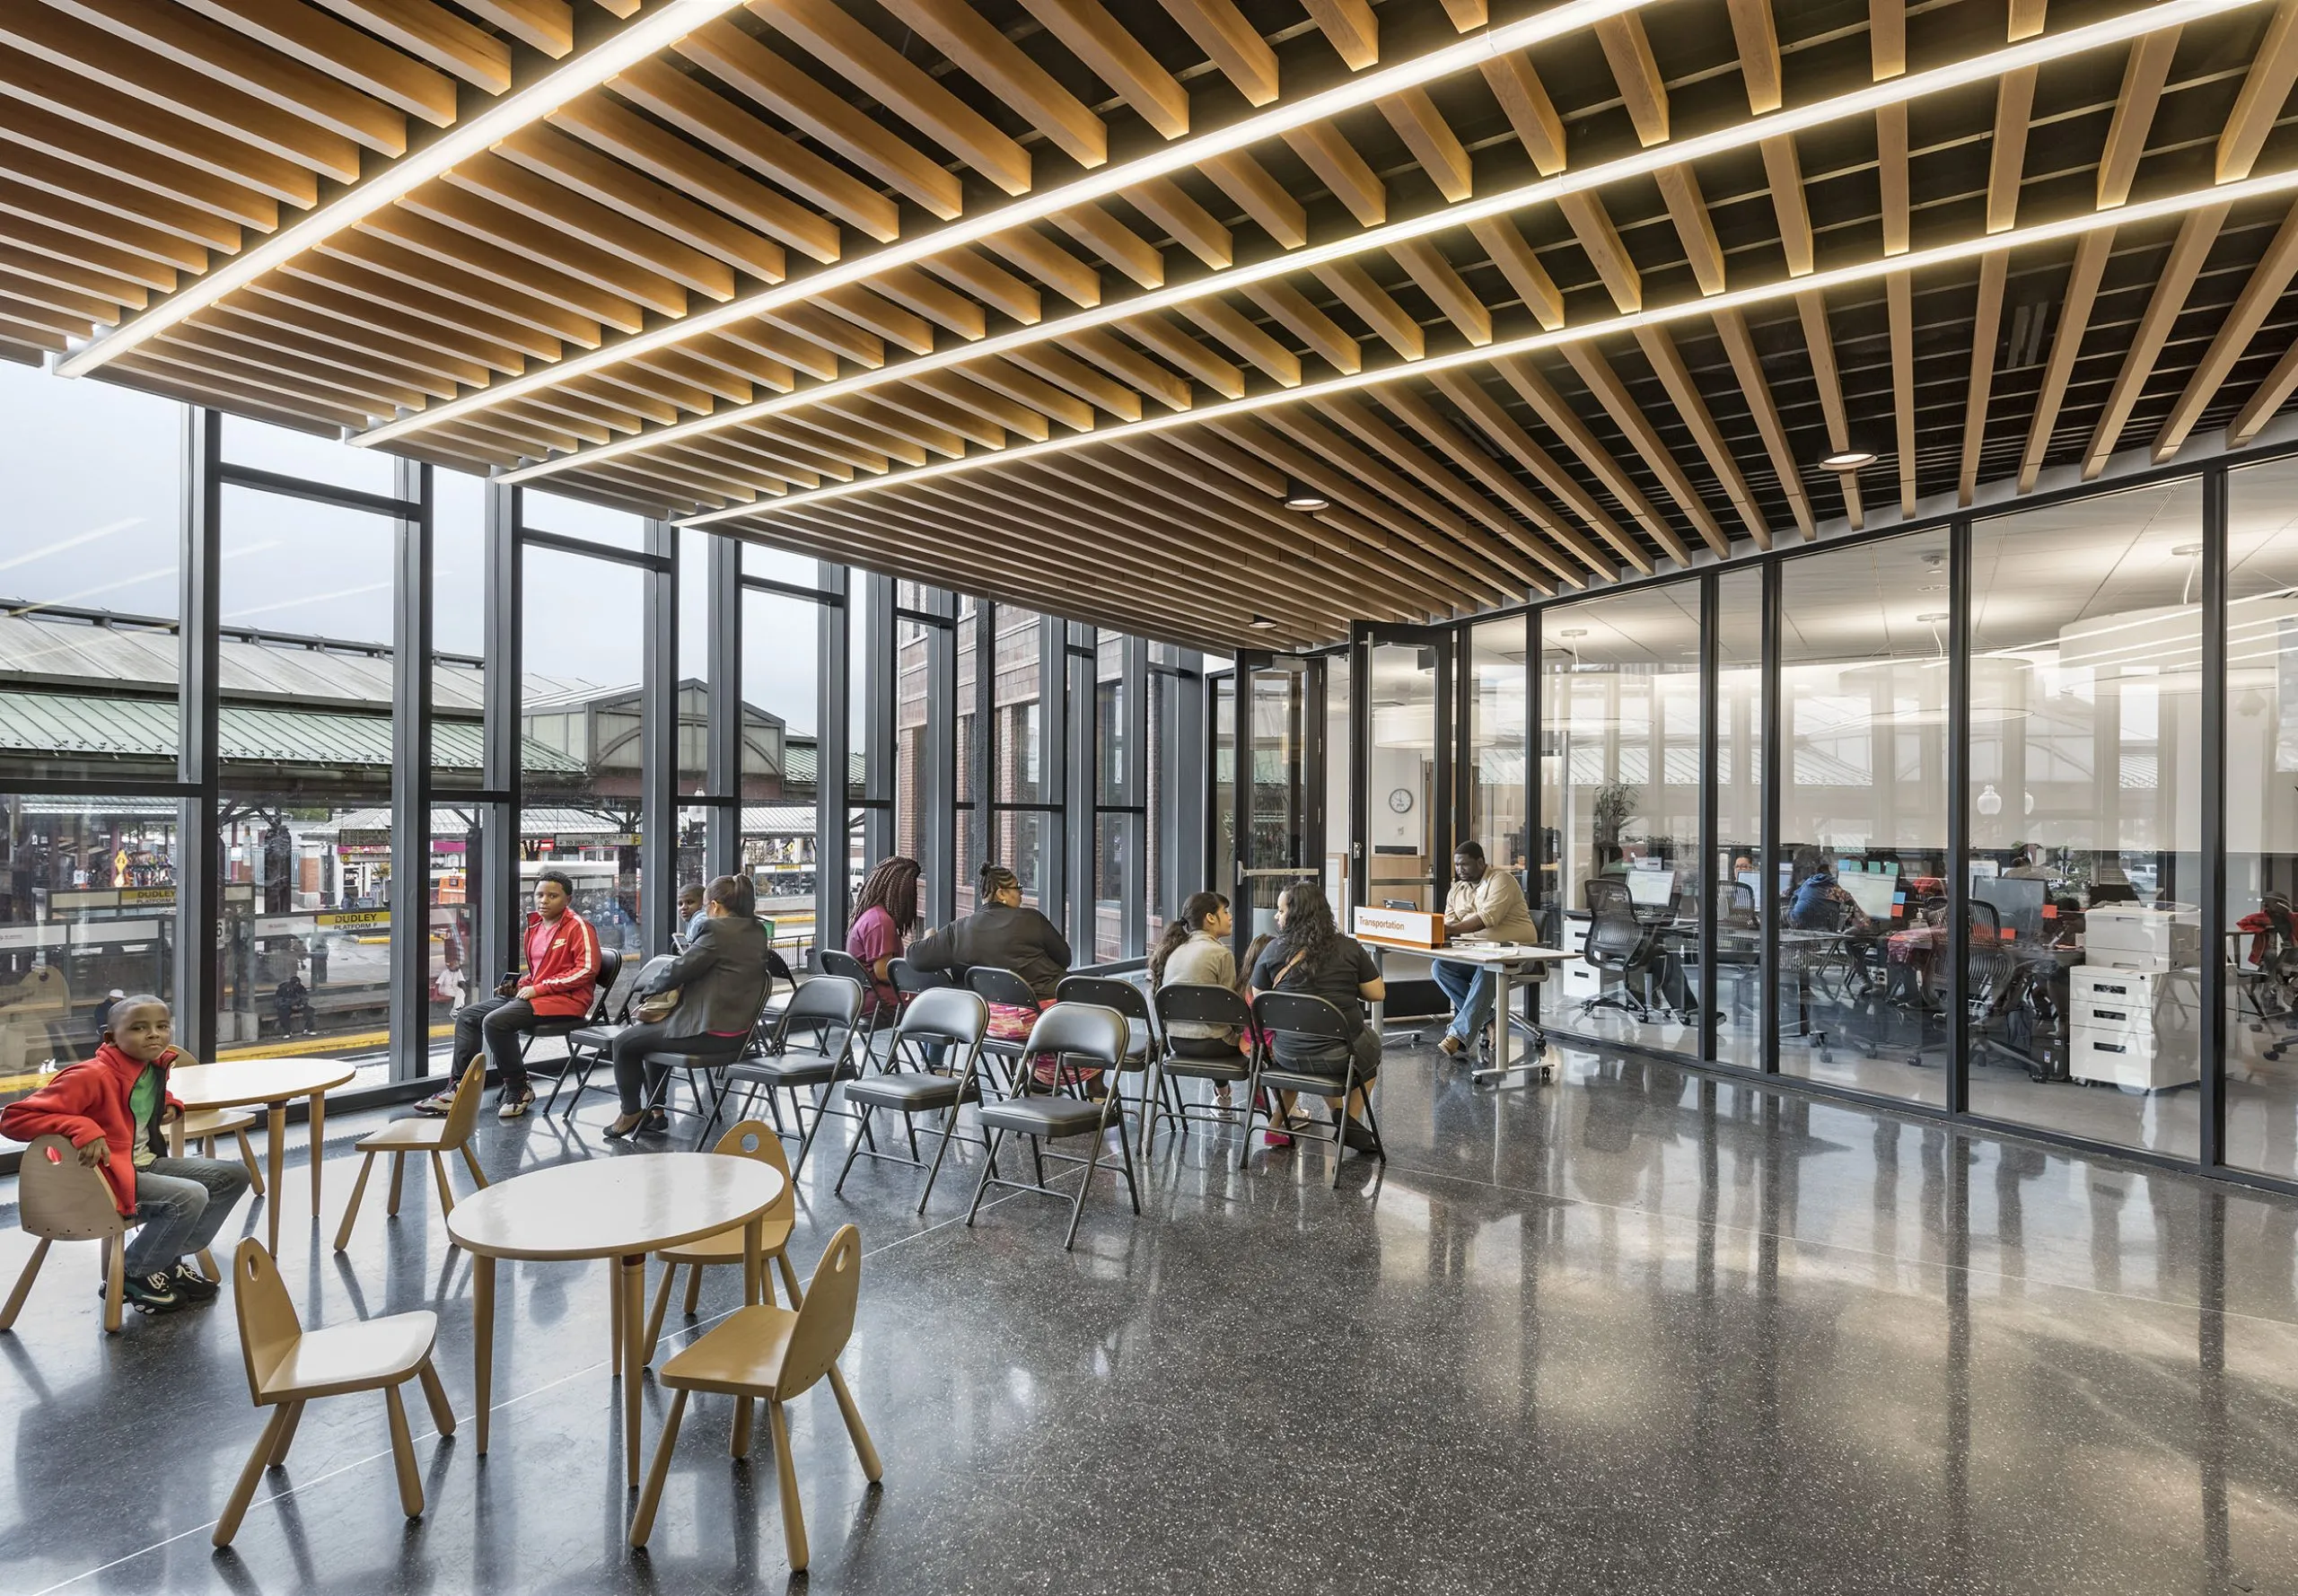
[
  {"x1": 446, "y1": 1153, "x2": 785, "y2": 1262},
  {"x1": 1361, "y1": 937, "x2": 1572, "y2": 965}
]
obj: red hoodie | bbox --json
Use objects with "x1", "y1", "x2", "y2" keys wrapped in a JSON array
[
  {"x1": 0, "y1": 1043, "x2": 184, "y2": 1215},
  {"x1": 522, "y1": 908, "x2": 601, "y2": 1018}
]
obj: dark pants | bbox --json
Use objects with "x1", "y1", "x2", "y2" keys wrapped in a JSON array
[
  {"x1": 610, "y1": 1022, "x2": 748, "y2": 1114},
  {"x1": 125, "y1": 1156, "x2": 252, "y2": 1276},
  {"x1": 452, "y1": 996, "x2": 540, "y2": 1092}
]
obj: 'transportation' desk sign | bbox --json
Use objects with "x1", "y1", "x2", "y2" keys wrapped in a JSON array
[{"x1": 1352, "y1": 905, "x2": 1444, "y2": 948}]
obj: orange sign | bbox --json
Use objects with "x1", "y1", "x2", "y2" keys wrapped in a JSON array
[{"x1": 1352, "y1": 906, "x2": 1444, "y2": 948}]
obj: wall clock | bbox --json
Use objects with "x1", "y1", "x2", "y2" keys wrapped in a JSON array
[{"x1": 1388, "y1": 787, "x2": 1414, "y2": 814}]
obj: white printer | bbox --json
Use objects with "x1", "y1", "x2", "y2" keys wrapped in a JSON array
[{"x1": 2068, "y1": 906, "x2": 2199, "y2": 1091}]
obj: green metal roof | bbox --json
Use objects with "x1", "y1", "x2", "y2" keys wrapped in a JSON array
[{"x1": 0, "y1": 691, "x2": 586, "y2": 775}]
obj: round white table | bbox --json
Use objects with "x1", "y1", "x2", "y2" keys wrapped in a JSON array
[
  {"x1": 445, "y1": 1153, "x2": 787, "y2": 1486},
  {"x1": 169, "y1": 1058, "x2": 356, "y2": 1255}
]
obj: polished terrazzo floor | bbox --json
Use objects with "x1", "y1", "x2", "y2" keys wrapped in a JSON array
[{"x1": 4, "y1": 1038, "x2": 2298, "y2": 1595}]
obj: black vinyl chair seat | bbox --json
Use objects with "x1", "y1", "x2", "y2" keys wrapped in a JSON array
[
  {"x1": 1241, "y1": 990, "x2": 1386, "y2": 1188},
  {"x1": 724, "y1": 1051, "x2": 858, "y2": 1089},
  {"x1": 1160, "y1": 1051, "x2": 1250, "y2": 1083},
  {"x1": 978, "y1": 1095, "x2": 1108, "y2": 1137},
  {"x1": 698, "y1": 975, "x2": 866, "y2": 1169},
  {"x1": 843, "y1": 1072, "x2": 975, "y2": 1111},
  {"x1": 1256, "y1": 1058, "x2": 1373, "y2": 1094},
  {"x1": 568, "y1": 1022, "x2": 627, "y2": 1052}
]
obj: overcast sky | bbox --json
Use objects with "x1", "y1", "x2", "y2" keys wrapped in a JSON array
[{"x1": 0, "y1": 361, "x2": 820, "y2": 732}]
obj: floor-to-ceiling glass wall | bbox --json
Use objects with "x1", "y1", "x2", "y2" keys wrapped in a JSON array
[
  {"x1": 1715, "y1": 568, "x2": 1767, "y2": 1069},
  {"x1": 1776, "y1": 531, "x2": 1952, "y2": 1105},
  {"x1": 2226, "y1": 458, "x2": 2298, "y2": 1179},
  {"x1": 740, "y1": 562, "x2": 829, "y2": 961},
  {"x1": 1537, "y1": 583, "x2": 1702, "y2": 1055},
  {"x1": 1365, "y1": 641, "x2": 1443, "y2": 915},
  {"x1": 1966, "y1": 481, "x2": 2203, "y2": 1156},
  {"x1": 0, "y1": 362, "x2": 182, "y2": 1101}
]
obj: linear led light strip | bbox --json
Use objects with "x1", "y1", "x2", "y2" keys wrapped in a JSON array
[
  {"x1": 676, "y1": 162, "x2": 2298, "y2": 530},
  {"x1": 355, "y1": 0, "x2": 1658, "y2": 449},
  {"x1": 54, "y1": 0, "x2": 756, "y2": 379},
  {"x1": 492, "y1": 0, "x2": 2261, "y2": 485}
]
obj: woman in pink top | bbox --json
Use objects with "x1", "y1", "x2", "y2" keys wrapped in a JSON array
[{"x1": 847, "y1": 855, "x2": 923, "y2": 1021}]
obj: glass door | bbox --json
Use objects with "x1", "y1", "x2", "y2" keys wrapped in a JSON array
[
  {"x1": 1233, "y1": 654, "x2": 1325, "y2": 959},
  {"x1": 1354, "y1": 627, "x2": 1454, "y2": 918}
]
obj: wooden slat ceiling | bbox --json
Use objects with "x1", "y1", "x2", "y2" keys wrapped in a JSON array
[{"x1": 11, "y1": 0, "x2": 2298, "y2": 652}]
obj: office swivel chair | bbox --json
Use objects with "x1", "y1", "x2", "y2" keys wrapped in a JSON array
[{"x1": 1580, "y1": 880, "x2": 1671, "y2": 1023}]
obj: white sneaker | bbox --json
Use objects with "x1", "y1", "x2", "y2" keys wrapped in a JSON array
[
  {"x1": 496, "y1": 1086, "x2": 534, "y2": 1119},
  {"x1": 414, "y1": 1090, "x2": 456, "y2": 1116}
]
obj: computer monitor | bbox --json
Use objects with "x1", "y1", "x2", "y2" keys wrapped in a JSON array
[
  {"x1": 1737, "y1": 870, "x2": 1761, "y2": 896},
  {"x1": 1839, "y1": 872, "x2": 1899, "y2": 922},
  {"x1": 1627, "y1": 870, "x2": 1675, "y2": 909},
  {"x1": 1969, "y1": 859, "x2": 2000, "y2": 880},
  {"x1": 1974, "y1": 875, "x2": 2046, "y2": 942}
]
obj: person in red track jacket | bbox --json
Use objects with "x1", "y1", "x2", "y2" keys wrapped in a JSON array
[
  {"x1": 0, "y1": 995, "x2": 250, "y2": 1316},
  {"x1": 419, "y1": 869, "x2": 600, "y2": 1120}
]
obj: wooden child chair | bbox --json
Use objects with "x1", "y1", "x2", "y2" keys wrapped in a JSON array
[
  {"x1": 639, "y1": 1118, "x2": 801, "y2": 1369},
  {"x1": 333, "y1": 1057, "x2": 489, "y2": 1251},
  {"x1": 629, "y1": 1224, "x2": 881, "y2": 1571},
  {"x1": 0, "y1": 1132, "x2": 214, "y2": 1333},
  {"x1": 215, "y1": 1238, "x2": 453, "y2": 1547}
]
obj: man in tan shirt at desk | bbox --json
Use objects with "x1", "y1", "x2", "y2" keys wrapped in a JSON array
[{"x1": 1433, "y1": 840, "x2": 1540, "y2": 1058}]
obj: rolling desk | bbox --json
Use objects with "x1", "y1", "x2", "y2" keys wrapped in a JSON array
[{"x1": 1362, "y1": 935, "x2": 1574, "y2": 1084}]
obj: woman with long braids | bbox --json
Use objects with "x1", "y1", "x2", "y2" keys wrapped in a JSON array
[
  {"x1": 847, "y1": 855, "x2": 923, "y2": 1020},
  {"x1": 1153, "y1": 890, "x2": 1241, "y2": 1097},
  {"x1": 1247, "y1": 881, "x2": 1384, "y2": 1151}
]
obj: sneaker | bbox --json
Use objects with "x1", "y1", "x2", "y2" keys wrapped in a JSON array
[
  {"x1": 1438, "y1": 1033, "x2": 1465, "y2": 1057},
  {"x1": 1262, "y1": 1128, "x2": 1294, "y2": 1147},
  {"x1": 496, "y1": 1085, "x2": 534, "y2": 1119},
  {"x1": 414, "y1": 1090, "x2": 456, "y2": 1116},
  {"x1": 170, "y1": 1261, "x2": 220, "y2": 1303},
  {"x1": 117, "y1": 1270, "x2": 182, "y2": 1314}
]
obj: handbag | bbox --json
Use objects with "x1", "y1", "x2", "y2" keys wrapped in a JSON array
[{"x1": 635, "y1": 987, "x2": 680, "y2": 1023}]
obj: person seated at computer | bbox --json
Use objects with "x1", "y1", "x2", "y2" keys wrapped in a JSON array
[
  {"x1": 1431, "y1": 841, "x2": 1539, "y2": 1060},
  {"x1": 604, "y1": 873, "x2": 770, "y2": 1139},
  {"x1": 1786, "y1": 847, "x2": 1872, "y2": 934},
  {"x1": 2004, "y1": 843, "x2": 2051, "y2": 881},
  {"x1": 1248, "y1": 883, "x2": 1383, "y2": 1151},
  {"x1": 908, "y1": 863, "x2": 1076, "y2": 1085}
]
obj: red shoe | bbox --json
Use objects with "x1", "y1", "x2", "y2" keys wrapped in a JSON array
[{"x1": 1263, "y1": 1128, "x2": 1293, "y2": 1147}]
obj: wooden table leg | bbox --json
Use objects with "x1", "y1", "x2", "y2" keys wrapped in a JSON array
[
  {"x1": 621, "y1": 1253, "x2": 645, "y2": 1490},
  {"x1": 308, "y1": 1089, "x2": 326, "y2": 1217},
  {"x1": 743, "y1": 1217, "x2": 762, "y2": 1308},
  {"x1": 473, "y1": 1254, "x2": 496, "y2": 1456},
  {"x1": 265, "y1": 1104, "x2": 287, "y2": 1256}
]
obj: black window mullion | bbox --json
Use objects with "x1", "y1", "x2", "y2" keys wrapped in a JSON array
[
  {"x1": 388, "y1": 456, "x2": 434, "y2": 1083},
  {"x1": 178, "y1": 408, "x2": 224, "y2": 1062}
]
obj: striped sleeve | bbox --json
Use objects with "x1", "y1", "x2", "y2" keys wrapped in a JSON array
[{"x1": 533, "y1": 915, "x2": 601, "y2": 992}]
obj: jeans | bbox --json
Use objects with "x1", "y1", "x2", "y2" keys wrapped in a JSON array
[
  {"x1": 1430, "y1": 959, "x2": 1495, "y2": 1045},
  {"x1": 609, "y1": 1022, "x2": 748, "y2": 1114},
  {"x1": 452, "y1": 996, "x2": 540, "y2": 1092},
  {"x1": 125, "y1": 1155, "x2": 252, "y2": 1276}
]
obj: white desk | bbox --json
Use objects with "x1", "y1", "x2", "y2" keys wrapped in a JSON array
[{"x1": 1362, "y1": 937, "x2": 1574, "y2": 1083}]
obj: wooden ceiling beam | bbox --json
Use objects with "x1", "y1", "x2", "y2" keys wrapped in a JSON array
[
  {"x1": 370, "y1": 200, "x2": 655, "y2": 329},
  {"x1": 1302, "y1": 0, "x2": 1377, "y2": 71},
  {"x1": 1129, "y1": 177, "x2": 1230, "y2": 269},
  {"x1": 607, "y1": 59, "x2": 899, "y2": 241},
  {"x1": 1467, "y1": 217, "x2": 1563, "y2": 330},
  {"x1": 1632, "y1": 326, "x2": 1771, "y2": 549},
  {"x1": 1886, "y1": 269, "x2": 1915, "y2": 513},
  {"x1": 1557, "y1": 191, "x2": 1641, "y2": 313},
  {"x1": 2015, "y1": 231, "x2": 2109, "y2": 491},
  {"x1": 2081, "y1": 203, "x2": 2232, "y2": 478},
  {"x1": 1425, "y1": 370, "x2": 1644, "y2": 575},
  {"x1": 1121, "y1": 311, "x2": 1244, "y2": 399},
  {"x1": 1049, "y1": 202, "x2": 1163, "y2": 291},
  {"x1": 1181, "y1": 296, "x2": 1301, "y2": 387},
  {"x1": 213, "y1": 288, "x2": 490, "y2": 389},
  {"x1": 1197, "y1": 153, "x2": 1306, "y2": 249},
  {"x1": 1059, "y1": 328, "x2": 1191, "y2": 413},
  {"x1": 1380, "y1": 88, "x2": 1471, "y2": 203},
  {"x1": 307, "y1": 0, "x2": 510, "y2": 93},
  {"x1": 1711, "y1": 309, "x2": 1815, "y2": 537},
  {"x1": 2220, "y1": 0, "x2": 2298, "y2": 182},
  {"x1": 962, "y1": 354, "x2": 1095, "y2": 431},
  {"x1": 2099, "y1": 30, "x2": 2180, "y2": 208},
  {"x1": 1017, "y1": 0, "x2": 1188, "y2": 138},
  {"x1": 443, "y1": 153, "x2": 741, "y2": 302},
  {"x1": 876, "y1": 0, "x2": 1106, "y2": 169},
  {"x1": 818, "y1": 285, "x2": 934, "y2": 356},
  {"x1": 759, "y1": 303, "x2": 884, "y2": 369},
  {"x1": 923, "y1": 247, "x2": 1043, "y2": 325},
  {"x1": 1390, "y1": 240, "x2": 1490, "y2": 347},
  {"x1": 1008, "y1": 343, "x2": 1142, "y2": 420},
  {"x1": 1958, "y1": 250, "x2": 2007, "y2": 506},
  {"x1": 0, "y1": 141, "x2": 246, "y2": 252},
  {"x1": 294, "y1": 246, "x2": 560, "y2": 361},
  {"x1": 1559, "y1": 344, "x2": 1729, "y2": 557},
  {"x1": 515, "y1": 112, "x2": 825, "y2": 268},
  {"x1": 982, "y1": 224, "x2": 1103, "y2": 308},
  {"x1": 180, "y1": 0, "x2": 459, "y2": 127},
  {"x1": 1312, "y1": 261, "x2": 1422, "y2": 360},
  {"x1": 677, "y1": 21, "x2": 962, "y2": 220},
  {"x1": 1242, "y1": 282, "x2": 1360, "y2": 374},
  {"x1": 1493, "y1": 354, "x2": 1692, "y2": 566},
  {"x1": 1158, "y1": 0, "x2": 1277, "y2": 107},
  {"x1": 1595, "y1": 13, "x2": 1668, "y2": 145},
  {"x1": 915, "y1": 369, "x2": 1048, "y2": 441},
  {"x1": 1285, "y1": 123, "x2": 1385, "y2": 228},
  {"x1": 2155, "y1": 201, "x2": 2298, "y2": 460},
  {"x1": 750, "y1": 0, "x2": 1032, "y2": 197},
  {"x1": 1792, "y1": 291, "x2": 1861, "y2": 531},
  {"x1": 0, "y1": 180, "x2": 209, "y2": 274}
]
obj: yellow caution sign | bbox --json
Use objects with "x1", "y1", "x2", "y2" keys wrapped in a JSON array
[{"x1": 317, "y1": 910, "x2": 390, "y2": 930}]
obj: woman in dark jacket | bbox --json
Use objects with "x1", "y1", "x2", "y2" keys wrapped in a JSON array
[
  {"x1": 606, "y1": 874, "x2": 772, "y2": 1138},
  {"x1": 908, "y1": 863, "x2": 1074, "y2": 1082}
]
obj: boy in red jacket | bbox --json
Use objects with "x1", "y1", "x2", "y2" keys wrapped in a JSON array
[
  {"x1": 419, "y1": 869, "x2": 601, "y2": 1120},
  {"x1": 0, "y1": 995, "x2": 251, "y2": 1315}
]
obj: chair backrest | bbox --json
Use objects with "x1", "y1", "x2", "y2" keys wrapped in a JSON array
[
  {"x1": 231, "y1": 1238, "x2": 303, "y2": 1404},
  {"x1": 818, "y1": 949, "x2": 870, "y2": 986},
  {"x1": 592, "y1": 947, "x2": 627, "y2": 1017},
  {"x1": 708, "y1": 1118, "x2": 795, "y2": 1230},
  {"x1": 1251, "y1": 990, "x2": 1355, "y2": 1044},
  {"x1": 898, "y1": 986, "x2": 987, "y2": 1046},
  {"x1": 782, "y1": 974, "x2": 864, "y2": 1034},
  {"x1": 1153, "y1": 981, "x2": 1253, "y2": 1037},
  {"x1": 1725, "y1": 881, "x2": 1759, "y2": 927},
  {"x1": 890, "y1": 958, "x2": 955, "y2": 996},
  {"x1": 1584, "y1": 879, "x2": 1646, "y2": 958},
  {"x1": 439, "y1": 1055, "x2": 489, "y2": 1146},
  {"x1": 1056, "y1": 975, "x2": 1150, "y2": 1023},
  {"x1": 781, "y1": 1224, "x2": 863, "y2": 1398},
  {"x1": 965, "y1": 966, "x2": 1039, "y2": 1011},
  {"x1": 1022, "y1": 1002, "x2": 1129, "y2": 1068},
  {"x1": 15, "y1": 1134, "x2": 128, "y2": 1241}
]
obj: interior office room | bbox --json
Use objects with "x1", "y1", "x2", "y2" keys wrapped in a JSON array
[{"x1": 10, "y1": 1, "x2": 2298, "y2": 1593}]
